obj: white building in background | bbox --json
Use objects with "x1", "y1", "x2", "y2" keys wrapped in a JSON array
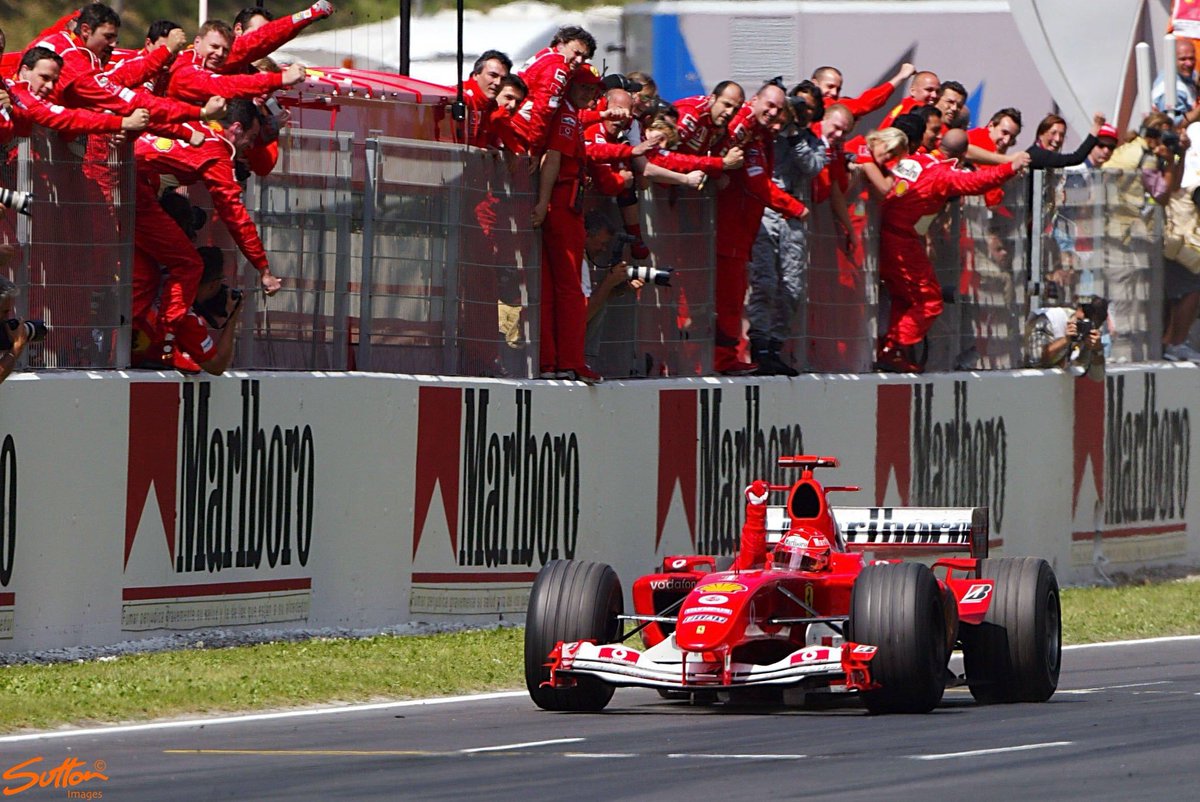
[{"x1": 276, "y1": 2, "x2": 622, "y2": 87}]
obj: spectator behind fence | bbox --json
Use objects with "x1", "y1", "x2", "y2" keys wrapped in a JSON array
[
  {"x1": 1025, "y1": 294, "x2": 1106, "y2": 380},
  {"x1": 132, "y1": 246, "x2": 244, "y2": 375},
  {"x1": 581, "y1": 210, "x2": 644, "y2": 365},
  {"x1": 933, "y1": 80, "x2": 969, "y2": 129},
  {"x1": 1152, "y1": 37, "x2": 1198, "y2": 124},
  {"x1": 747, "y1": 85, "x2": 827, "y2": 376},
  {"x1": 674, "y1": 81, "x2": 745, "y2": 160},
  {"x1": 0, "y1": 268, "x2": 43, "y2": 385},
  {"x1": 967, "y1": 107, "x2": 1023, "y2": 165},
  {"x1": 1104, "y1": 112, "x2": 1184, "y2": 359},
  {"x1": 1027, "y1": 112, "x2": 1106, "y2": 169}
]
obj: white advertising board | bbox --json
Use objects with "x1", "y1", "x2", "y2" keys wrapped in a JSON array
[{"x1": 0, "y1": 364, "x2": 1195, "y2": 653}]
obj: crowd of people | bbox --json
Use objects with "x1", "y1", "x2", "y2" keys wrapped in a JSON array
[
  {"x1": 455, "y1": 24, "x2": 1200, "y2": 379},
  {"x1": 0, "y1": 1, "x2": 336, "y2": 382}
]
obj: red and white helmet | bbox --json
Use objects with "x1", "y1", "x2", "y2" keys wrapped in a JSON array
[{"x1": 772, "y1": 530, "x2": 831, "y2": 572}]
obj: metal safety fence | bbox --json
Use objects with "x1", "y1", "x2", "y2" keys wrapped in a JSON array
[
  {"x1": 0, "y1": 133, "x2": 133, "y2": 370},
  {"x1": 0, "y1": 125, "x2": 1169, "y2": 376}
]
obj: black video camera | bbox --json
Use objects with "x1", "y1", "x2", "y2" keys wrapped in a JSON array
[
  {"x1": 1161, "y1": 129, "x2": 1187, "y2": 157},
  {"x1": 1074, "y1": 296, "x2": 1109, "y2": 342},
  {"x1": 193, "y1": 285, "x2": 243, "y2": 329},
  {"x1": 0, "y1": 318, "x2": 48, "y2": 350}
]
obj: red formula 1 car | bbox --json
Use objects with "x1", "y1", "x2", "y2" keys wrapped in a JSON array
[{"x1": 525, "y1": 455, "x2": 1061, "y2": 713}]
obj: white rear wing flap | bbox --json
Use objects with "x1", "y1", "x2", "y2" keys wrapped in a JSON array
[{"x1": 766, "y1": 506, "x2": 989, "y2": 559}]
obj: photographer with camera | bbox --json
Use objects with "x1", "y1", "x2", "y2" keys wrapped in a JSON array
[
  {"x1": 581, "y1": 211, "x2": 645, "y2": 367},
  {"x1": 0, "y1": 277, "x2": 48, "y2": 385},
  {"x1": 1025, "y1": 293, "x2": 1107, "y2": 380},
  {"x1": 132, "y1": 246, "x2": 243, "y2": 375}
]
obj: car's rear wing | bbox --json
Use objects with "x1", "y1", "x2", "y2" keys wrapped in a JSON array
[{"x1": 765, "y1": 506, "x2": 989, "y2": 559}]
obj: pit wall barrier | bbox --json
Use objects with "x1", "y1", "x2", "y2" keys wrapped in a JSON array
[{"x1": 0, "y1": 362, "x2": 1194, "y2": 652}]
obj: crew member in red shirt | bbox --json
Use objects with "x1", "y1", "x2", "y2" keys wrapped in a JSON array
[
  {"x1": 859, "y1": 124, "x2": 1030, "y2": 372},
  {"x1": 510, "y1": 25, "x2": 595, "y2": 155},
  {"x1": 133, "y1": 246, "x2": 244, "y2": 375},
  {"x1": 165, "y1": 21, "x2": 306, "y2": 105},
  {"x1": 810, "y1": 62, "x2": 916, "y2": 119},
  {"x1": 3, "y1": 48, "x2": 150, "y2": 141},
  {"x1": 674, "y1": 81, "x2": 745, "y2": 157},
  {"x1": 133, "y1": 100, "x2": 280, "y2": 370},
  {"x1": 487, "y1": 74, "x2": 530, "y2": 152},
  {"x1": 530, "y1": 63, "x2": 605, "y2": 383},
  {"x1": 878, "y1": 70, "x2": 940, "y2": 129},
  {"x1": 460, "y1": 49, "x2": 511, "y2": 147},
  {"x1": 714, "y1": 81, "x2": 807, "y2": 375}
]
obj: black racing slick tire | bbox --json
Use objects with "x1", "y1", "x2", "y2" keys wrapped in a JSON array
[
  {"x1": 847, "y1": 562, "x2": 947, "y2": 714},
  {"x1": 963, "y1": 557, "x2": 1061, "y2": 704},
  {"x1": 524, "y1": 560, "x2": 623, "y2": 712}
]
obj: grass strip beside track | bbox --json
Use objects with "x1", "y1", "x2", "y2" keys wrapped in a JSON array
[{"x1": 1, "y1": 579, "x2": 1197, "y2": 733}]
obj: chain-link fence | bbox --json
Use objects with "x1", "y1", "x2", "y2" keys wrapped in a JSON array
[
  {"x1": 0, "y1": 133, "x2": 133, "y2": 370},
  {"x1": 0, "y1": 125, "x2": 1169, "y2": 378}
]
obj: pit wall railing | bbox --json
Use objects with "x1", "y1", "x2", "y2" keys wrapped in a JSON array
[{"x1": 0, "y1": 125, "x2": 1165, "y2": 375}]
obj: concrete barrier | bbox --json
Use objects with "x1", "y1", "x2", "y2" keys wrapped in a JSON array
[{"x1": 1, "y1": 364, "x2": 1194, "y2": 652}]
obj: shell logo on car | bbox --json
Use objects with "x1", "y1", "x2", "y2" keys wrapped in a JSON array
[{"x1": 696, "y1": 582, "x2": 747, "y2": 594}]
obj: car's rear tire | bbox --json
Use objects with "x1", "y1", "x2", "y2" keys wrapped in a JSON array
[
  {"x1": 847, "y1": 562, "x2": 947, "y2": 714},
  {"x1": 525, "y1": 560, "x2": 623, "y2": 711},
  {"x1": 963, "y1": 557, "x2": 1061, "y2": 704}
]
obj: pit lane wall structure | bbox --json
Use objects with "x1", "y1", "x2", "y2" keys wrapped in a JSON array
[{"x1": 0, "y1": 364, "x2": 1193, "y2": 651}]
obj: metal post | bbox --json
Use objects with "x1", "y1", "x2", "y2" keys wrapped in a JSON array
[
  {"x1": 400, "y1": 0, "x2": 412, "y2": 75},
  {"x1": 15, "y1": 140, "x2": 30, "y2": 369},
  {"x1": 359, "y1": 138, "x2": 379, "y2": 370},
  {"x1": 1028, "y1": 170, "x2": 1046, "y2": 307},
  {"x1": 198, "y1": 0, "x2": 209, "y2": 28},
  {"x1": 442, "y1": 153, "x2": 462, "y2": 374},
  {"x1": 1135, "y1": 42, "x2": 1154, "y2": 120},
  {"x1": 332, "y1": 132, "x2": 352, "y2": 370},
  {"x1": 1163, "y1": 34, "x2": 1178, "y2": 120}
]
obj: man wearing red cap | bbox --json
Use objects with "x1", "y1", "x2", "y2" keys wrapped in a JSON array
[{"x1": 531, "y1": 63, "x2": 605, "y2": 383}]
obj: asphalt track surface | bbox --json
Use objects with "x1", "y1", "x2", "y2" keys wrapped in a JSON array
[{"x1": 2, "y1": 636, "x2": 1197, "y2": 801}]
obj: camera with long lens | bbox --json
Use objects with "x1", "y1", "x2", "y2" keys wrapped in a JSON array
[
  {"x1": 1073, "y1": 296, "x2": 1109, "y2": 343},
  {"x1": 194, "y1": 285, "x2": 243, "y2": 329},
  {"x1": 0, "y1": 188, "x2": 33, "y2": 216},
  {"x1": 0, "y1": 318, "x2": 48, "y2": 350},
  {"x1": 1160, "y1": 129, "x2": 1187, "y2": 157},
  {"x1": 625, "y1": 264, "x2": 674, "y2": 287}
]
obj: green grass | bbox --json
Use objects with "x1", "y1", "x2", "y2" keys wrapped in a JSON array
[{"x1": 0, "y1": 578, "x2": 1196, "y2": 734}]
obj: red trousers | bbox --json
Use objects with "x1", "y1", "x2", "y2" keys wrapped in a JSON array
[
  {"x1": 539, "y1": 190, "x2": 586, "y2": 373},
  {"x1": 132, "y1": 176, "x2": 204, "y2": 328},
  {"x1": 715, "y1": 251, "x2": 750, "y2": 369},
  {"x1": 879, "y1": 230, "x2": 944, "y2": 347}
]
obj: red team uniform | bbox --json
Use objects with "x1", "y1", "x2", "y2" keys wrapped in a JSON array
[
  {"x1": 538, "y1": 101, "x2": 590, "y2": 375},
  {"x1": 878, "y1": 154, "x2": 1016, "y2": 349},
  {"x1": 132, "y1": 126, "x2": 270, "y2": 334},
  {"x1": 673, "y1": 95, "x2": 730, "y2": 155},
  {"x1": 510, "y1": 47, "x2": 573, "y2": 153},
  {"x1": 714, "y1": 114, "x2": 807, "y2": 372}
]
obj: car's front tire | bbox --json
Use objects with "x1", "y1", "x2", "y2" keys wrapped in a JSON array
[
  {"x1": 524, "y1": 560, "x2": 623, "y2": 711},
  {"x1": 847, "y1": 562, "x2": 947, "y2": 714}
]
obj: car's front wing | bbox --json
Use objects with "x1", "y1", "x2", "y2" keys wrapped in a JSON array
[{"x1": 546, "y1": 638, "x2": 877, "y2": 692}]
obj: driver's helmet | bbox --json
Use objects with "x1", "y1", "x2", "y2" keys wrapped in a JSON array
[{"x1": 772, "y1": 530, "x2": 832, "y2": 572}]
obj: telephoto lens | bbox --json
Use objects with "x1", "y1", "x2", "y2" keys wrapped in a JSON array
[
  {"x1": 625, "y1": 265, "x2": 674, "y2": 287},
  {"x1": 0, "y1": 188, "x2": 33, "y2": 216}
]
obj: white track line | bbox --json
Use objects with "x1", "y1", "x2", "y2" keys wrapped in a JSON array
[
  {"x1": 564, "y1": 752, "x2": 637, "y2": 759},
  {"x1": 4, "y1": 634, "x2": 1199, "y2": 743},
  {"x1": 667, "y1": 753, "x2": 807, "y2": 760},
  {"x1": 1057, "y1": 681, "x2": 1173, "y2": 695},
  {"x1": 1062, "y1": 634, "x2": 1200, "y2": 650},
  {"x1": 0, "y1": 691, "x2": 527, "y2": 744},
  {"x1": 460, "y1": 738, "x2": 583, "y2": 753},
  {"x1": 908, "y1": 741, "x2": 1073, "y2": 761}
]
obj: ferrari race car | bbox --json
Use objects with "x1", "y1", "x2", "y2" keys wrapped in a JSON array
[{"x1": 525, "y1": 455, "x2": 1061, "y2": 714}]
